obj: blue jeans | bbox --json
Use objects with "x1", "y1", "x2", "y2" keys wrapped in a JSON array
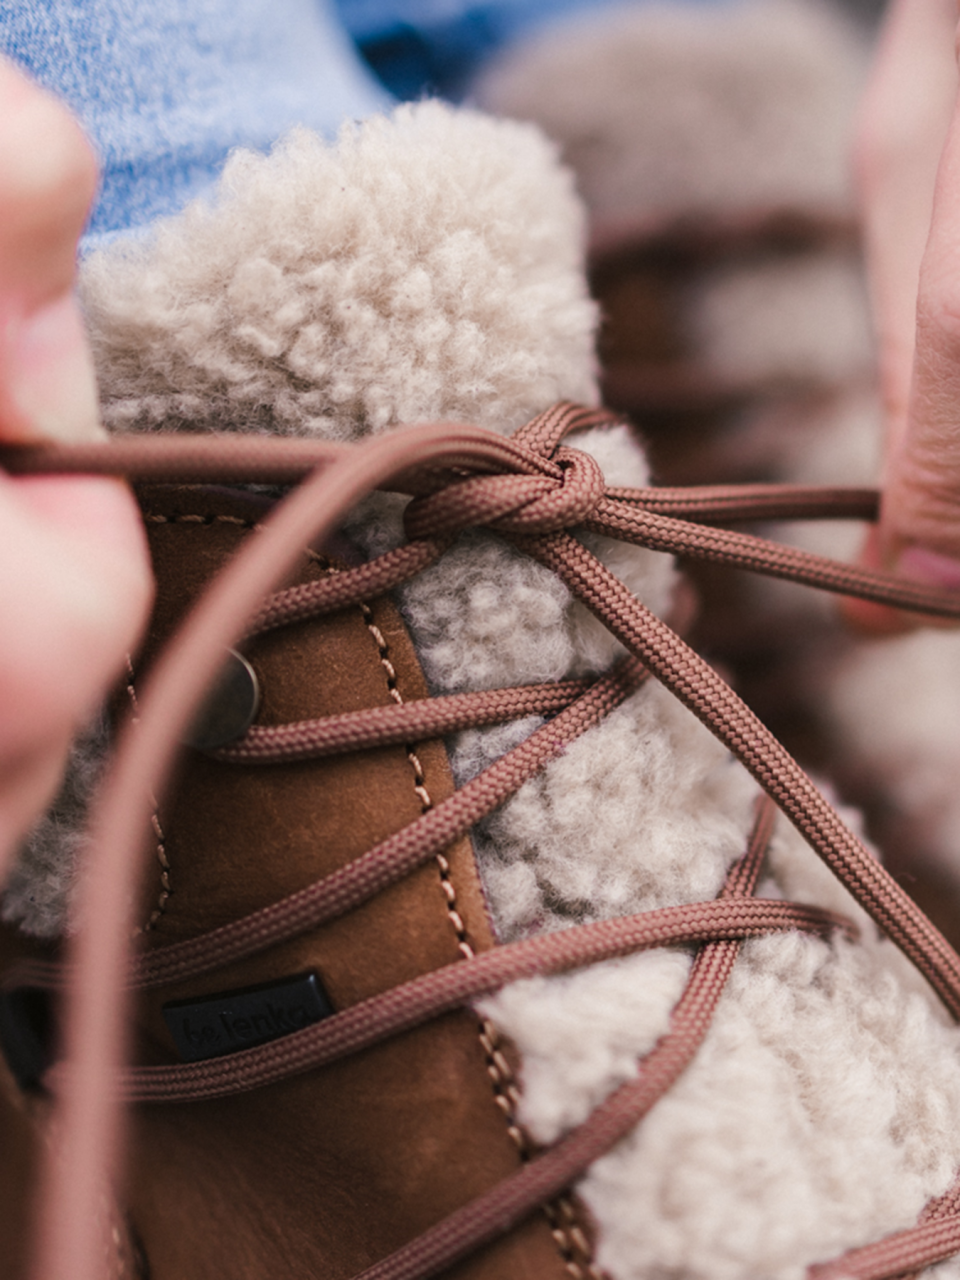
[{"x1": 1, "y1": 0, "x2": 390, "y2": 246}]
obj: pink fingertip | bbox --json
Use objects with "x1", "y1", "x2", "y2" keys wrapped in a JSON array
[{"x1": 895, "y1": 545, "x2": 960, "y2": 591}]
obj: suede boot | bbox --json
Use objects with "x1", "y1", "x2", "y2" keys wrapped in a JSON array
[
  {"x1": 7, "y1": 98, "x2": 960, "y2": 1280},
  {"x1": 120, "y1": 481, "x2": 593, "y2": 1278}
]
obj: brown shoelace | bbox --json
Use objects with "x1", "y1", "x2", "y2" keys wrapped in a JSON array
[{"x1": 6, "y1": 401, "x2": 960, "y2": 1280}]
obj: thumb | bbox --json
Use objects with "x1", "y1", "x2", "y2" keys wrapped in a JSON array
[{"x1": 0, "y1": 61, "x2": 153, "y2": 861}]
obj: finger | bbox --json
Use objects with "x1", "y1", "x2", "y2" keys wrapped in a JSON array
[
  {"x1": 0, "y1": 63, "x2": 154, "y2": 866},
  {"x1": 854, "y1": 0, "x2": 958, "y2": 454},
  {"x1": 879, "y1": 70, "x2": 960, "y2": 582},
  {"x1": 0, "y1": 56, "x2": 101, "y2": 442},
  {"x1": 844, "y1": 0, "x2": 958, "y2": 631},
  {"x1": 0, "y1": 473, "x2": 153, "y2": 858}
]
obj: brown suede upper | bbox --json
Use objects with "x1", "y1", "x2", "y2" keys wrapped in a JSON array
[{"x1": 123, "y1": 485, "x2": 592, "y2": 1279}]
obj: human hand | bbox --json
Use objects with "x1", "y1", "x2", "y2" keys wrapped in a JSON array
[
  {"x1": 0, "y1": 60, "x2": 152, "y2": 866},
  {"x1": 851, "y1": 0, "x2": 960, "y2": 630}
]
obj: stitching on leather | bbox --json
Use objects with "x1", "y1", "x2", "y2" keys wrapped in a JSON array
[
  {"x1": 303, "y1": 546, "x2": 335, "y2": 571},
  {"x1": 144, "y1": 509, "x2": 343, "y2": 574},
  {"x1": 357, "y1": 601, "x2": 475, "y2": 956},
  {"x1": 124, "y1": 656, "x2": 171, "y2": 936},
  {"x1": 144, "y1": 511, "x2": 337, "y2": 577},
  {"x1": 480, "y1": 1020, "x2": 601, "y2": 1277},
  {"x1": 143, "y1": 811, "x2": 172, "y2": 934},
  {"x1": 142, "y1": 506, "x2": 597, "y2": 1271},
  {"x1": 110, "y1": 1221, "x2": 127, "y2": 1280},
  {"x1": 479, "y1": 1018, "x2": 528, "y2": 1156},
  {"x1": 134, "y1": 512, "x2": 260, "y2": 936},
  {"x1": 355, "y1": 599, "x2": 598, "y2": 1276},
  {"x1": 143, "y1": 512, "x2": 253, "y2": 527},
  {"x1": 136, "y1": 510, "x2": 336, "y2": 933},
  {"x1": 544, "y1": 1196, "x2": 603, "y2": 1280}
]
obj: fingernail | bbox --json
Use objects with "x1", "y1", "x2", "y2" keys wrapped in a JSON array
[
  {"x1": 5, "y1": 293, "x2": 104, "y2": 442},
  {"x1": 895, "y1": 544, "x2": 960, "y2": 592}
]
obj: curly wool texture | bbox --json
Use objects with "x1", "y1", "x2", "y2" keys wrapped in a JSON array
[
  {"x1": 471, "y1": 0, "x2": 960, "y2": 925},
  {"x1": 1, "y1": 714, "x2": 110, "y2": 936},
  {"x1": 482, "y1": 931, "x2": 960, "y2": 1280},
  {"x1": 392, "y1": 424, "x2": 677, "y2": 700},
  {"x1": 9, "y1": 100, "x2": 600, "y2": 938},
  {"x1": 10, "y1": 97, "x2": 960, "y2": 1279},
  {"x1": 79, "y1": 101, "x2": 598, "y2": 438},
  {"x1": 480, "y1": 789, "x2": 960, "y2": 1279},
  {"x1": 473, "y1": 682, "x2": 758, "y2": 940},
  {"x1": 562, "y1": 931, "x2": 960, "y2": 1280}
]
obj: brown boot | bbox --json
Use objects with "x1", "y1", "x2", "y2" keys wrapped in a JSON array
[
  {"x1": 0, "y1": 920, "x2": 148, "y2": 1280},
  {"x1": 11, "y1": 95, "x2": 960, "y2": 1280},
  {"x1": 120, "y1": 481, "x2": 595, "y2": 1279},
  {"x1": 3, "y1": 96, "x2": 606, "y2": 1280}
]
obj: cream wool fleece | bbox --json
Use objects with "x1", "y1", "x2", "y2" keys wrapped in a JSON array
[
  {"x1": 473, "y1": 0, "x2": 867, "y2": 230},
  {"x1": 475, "y1": 0, "x2": 960, "y2": 904},
  {"x1": 471, "y1": 0, "x2": 960, "y2": 916},
  {"x1": 80, "y1": 103, "x2": 597, "y2": 439},
  {"x1": 9, "y1": 100, "x2": 960, "y2": 1278}
]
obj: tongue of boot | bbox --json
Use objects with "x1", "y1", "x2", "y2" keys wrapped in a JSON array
[{"x1": 7, "y1": 96, "x2": 960, "y2": 1280}]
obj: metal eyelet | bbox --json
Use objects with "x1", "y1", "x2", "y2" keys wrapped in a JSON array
[{"x1": 183, "y1": 649, "x2": 261, "y2": 751}]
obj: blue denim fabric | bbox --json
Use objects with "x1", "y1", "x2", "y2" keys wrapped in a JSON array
[
  {"x1": 1, "y1": 0, "x2": 392, "y2": 247},
  {"x1": 0, "y1": 0, "x2": 734, "y2": 245}
]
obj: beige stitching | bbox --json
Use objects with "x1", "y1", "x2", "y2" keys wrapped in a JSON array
[
  {"x1": 480, "y1": 1019, "x2": 528, "y2": 1156},
  {"x1": 139, "y1": 508, "x2": 600, "y2": 1271},
  {"x1": 136, "y1": 514, "x2": 263, "y2": 933},
  {"x1": 542, "y1": 1195, "x2": 602, "y2": 1279},
  {"x1": 358, "y1": 601, "x2": 476, "y2": 959},
  {"x1": 145, "y1": 509, "x2": 336, "y2": 576},
  {"x1": 303, "y1": 546, "x2": 335, "y2": 571},
  {"x1": 125, "y1": 656, "x2": 171, "y2": 936},
  {"x1": 143, "y1": 512, "x2": 253, "y2": 527},
  {"x1": 355, "y1": 600, "x2": 599, "y2": 1275},
  {"x1": 135, "y1": 512, "x2": 335, "y2": 931},
  {"x1": 479, "y1": 1020, "x2": 598, "y2": 1274},
  {"x1": 143, "y1": 811, "x2": 172, "y2": 933}
]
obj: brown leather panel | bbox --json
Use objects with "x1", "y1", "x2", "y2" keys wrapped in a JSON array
[
  {"x1": 371, "y1": 597, "x2": 497, "y2": 953},
  {"x1": 0, "y1": 1071, "x2": 35, "y2": 1280},
  {"x1": 0, "y1": 923, "x2": 148, "y2": 1280},
  {"x1": 0, "y1": 925, "x2": 44, "y2": 1280},
  {"x1": 125, "y1": 485, "x2": 575, "y2": 1280}
]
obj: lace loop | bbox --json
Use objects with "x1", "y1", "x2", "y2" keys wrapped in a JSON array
[
  {"x1": 403, "y1": 433, "x2": 607, "y2": 539},
  {"x1": 9, "y1": 402, "x2": 960, "y2": 1280}
]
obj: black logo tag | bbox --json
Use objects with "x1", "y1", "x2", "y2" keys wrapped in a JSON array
[{"x1": 162, "y1": 972, "x2": 334, "y2": 1063}]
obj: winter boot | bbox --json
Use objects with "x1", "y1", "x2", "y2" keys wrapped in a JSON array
[{"x1": 7, "y1": 98, "x2": 960, "y2": 1280}]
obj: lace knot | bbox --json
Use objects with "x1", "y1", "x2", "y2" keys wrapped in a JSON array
[{"x1": 403, "y1": 406, "x2": 610, "y2": 542}]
